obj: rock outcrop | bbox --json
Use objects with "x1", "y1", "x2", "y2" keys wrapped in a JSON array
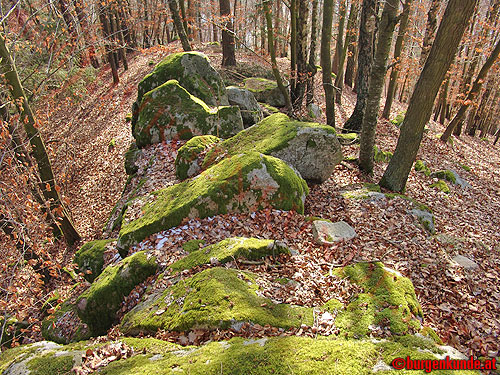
[
  {"x1": 244, "y1": 77, "x2": 286, "y2": 107},
  {"x1": 226, "y1": 86, "x2": 263, "y2": 126}
]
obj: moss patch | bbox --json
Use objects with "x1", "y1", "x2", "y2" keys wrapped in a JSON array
[
  {"x1": 391, "y1": 112, "x2": 405, "y2": 127},
  {"x1": 76, "y1": 251, "x2": 157, "y2": 335},
  {"x1": 430, "y1": 180, "x2": 450, "y2": 194},
  {"x1": 41, "y1": 301, "x2": 91, "y2": 344},
  {"x1": 373, "y1": 146, "x2": 393, "y2": 163},
  {"x1": 121, "y1": 267, "x2": 312, "y2": 334},
  {"x1": 27, "y1": 353, "x2": 74, "y2": 375},
  {"x1": 332, "y1": 262, "x2": 423, "y2": 338},
  {"x1": 74, "y1": 239, "x2": 116, "y2": 282},
  {"x1": 244, "y1": 78, "x2": 285, "y2": 107},
  {"x1": 432, "y1": 170, "x2": 456, "y2": 184},
  {"x1": 117, "y1": 152, "x2": 308, "y2": 252},
  {"x1": 414, "y1": 160, "x2": 431, "y2": 176},
  {"x1": 175, "y1": 135, "x2": 220, "y2": 180},
  {"x1": 182, "y1": 239, "x2": 206, "y2": 253},
  {"x1": 169, "y1": 237, "x2": 289, "y2": 273}
]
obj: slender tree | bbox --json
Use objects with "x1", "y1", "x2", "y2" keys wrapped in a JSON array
[
  {"x1": 358, "y1": 0, "x2": 400, "y2": 174},
  {"x1": 220, "y1": 0, "x2": 236, "y2": 66},
  {"x1": 380, "y1": 0, "x2": 478, "y2": 192},
  {"x1": 290, "y1": 0, "x2": 309, "y2": 110},
  {"x1": 167, "y1": 0, "x2": 192, "y2": 51},
  {"x1": 306, "y1": 0, "x2": 320, "y2": 106},
  {"x1": 320, "y1": 0, "x2": 335, "y2": 127},
  {"x1": 419, "y1": 0, "x2": 441, "y2": 66}
]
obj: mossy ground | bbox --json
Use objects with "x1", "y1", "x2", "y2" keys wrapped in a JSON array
[
  {"x1": 414, "y1": 160, "x2": 431, "y2": 176},
  {"x1": 74, "y1": 239, "x2": 115, "y2": 282},
  {"x1": 432, "y1": 170, "x2": 456, "y2": 184},
  {"x1": 120, "y1": 267, "x2": 313, "y2": 334},
  {"x1": 331, "y1": 262, "x2": 423, "y2": 338},
  {"x1": 76, "y1": 251, "x2": 157, "y2": 335},
  {"x1": 373, "y1": 146, "x2": 393, "y2": 163},
  {"x1": 430, "y1": 180, "x2": 450, "y2": 193},
  {"x1": 118, "y1": 152, "x2": 308, "y2": 251},
  {"x1": 169, "y1": 237, "x2": 289, "y2": 273}
]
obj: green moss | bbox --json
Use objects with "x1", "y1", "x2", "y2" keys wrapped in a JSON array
[
  {"x1": 322, "y1": 298, "x2": 343, "y2": 312},
  {"x1": 432, "y1": 170, "x2": 456, "y2": 184},
  {"x1": 373, "y1": 146, "x2": 393, "y2": 163},
  {"x1": 391, "y1": 112, "x2": 405, "y2": 127},
  {"x1": 244, "y1": 77, "x2": 278, "y2": 92},
  {"x1": 134, "y1": 80, "x2": 241, "y2": 147},
  {"x1": 275, "y1": 277, "x2": 290, "y2": 285},
  {"x1": 420, "y1": 326, "x2": 443, "y2": 345},
  {"x1": 341, "y1": 184, "x2": 380, "y2": 200},
  {"x1": 76, "y1": 251, "x2": 158, "y2": 335},
  {"x1": 182, "y1": 239, "x2": 206, "y2": 253},
  {"x1": 202, "y1": 113, "x2": 336, "y2": 171},
  {"x1": 460, "y1": 164, "x2": 471, "y2": 172},
  {"x1": 74, "y1": 239, "x2": 116, "y2": 282},
  {"x1": 175, "y1": 135, "x2": 220, "y2": 180},
  {"x1": 332, "y1": 262, "x2": 423, "y2": 338},
  {"x1": 414, "y1": 160, "x2": 431, "y2": 176},
  {"x1": 121, "y1": 267, "x2": 312, "y2": 334},
  {"x1": 305, "y1": 216, "x2": 333, "y2": 223},
  {"x1": 430, "y1": 180, "x2": 450, "y2": 194},
  {"x1": 117, "y1": 152, "x2": 308, "y2": 251},
  {"x1": 41, "y1": 301, "x2": 91, "y2": 344},
  {"x1": 27, "y1": 354, "x2": 74, "y2": 375},
  {"x1": 259, "y1": 102, "x2": 280, "y2": 114},
  {"x1": 170, "y1": 237, "x2": 289, "y2": 273}
]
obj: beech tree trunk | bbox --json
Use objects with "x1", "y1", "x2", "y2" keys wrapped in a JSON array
[
  {"x1": 343, "y1": 0, "x2": 377, "y2": 132},
  {"x1": 358, "y1": 0, "x2": 400, "y2": 174},
  {"x1": 419, "y1": 0, "x2": 441, "y2": 66},
  {"x1": 380, "y1": 0, "x2": 477, "y2": 193},
  {"x1": 0, "y1": 32, "x2": 81, "y2": 245},
  {"x1": 168, "y1": 0, "x2": 192, "y2": 51},
  {"x1": 220, "y1": 0, "x2": 236, "y2": 66},
  {"x1": 320, "y1": 0, "x2": 335, "y2": 127},
  {"x1": 306, "y1": 0, "x2": 319, "y2": 106},
  {"x1": 291, "y1": 0, "x2": 308, "y2": 110}
]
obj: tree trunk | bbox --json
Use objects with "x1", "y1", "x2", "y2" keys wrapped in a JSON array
[
  {"x1": 320, "y1": 0, "x2": 335, "y2": 127},
  {"x1": 332, "y1": 0, "x2": 347, "y2": 77},
  {"x1": 358, "y1": 0, "x2": 399, "y2": 174},
  {"x1": 380, "y1": 0, "x2": 477, "y2": 193},
  {"x1": 167, "y1": 0, "x2": 192, "y2": 51},
  {"x1": 382, "y1": 0, "x2": 412, "y2": 119},
  {"x1": 306, "y1": 0, "x2": 319, "y2": 106},
  {"x1": 419, "y1": 0, "x2": 441, "y2": 66},
  {"x1": 441, "y1": 38, "x2": 500, "y2": 142},
  {"x1": 262, "y1": 0, "x2": 292, "y2": 112},
  {"x1": 343, "y1": 0, "x2": 377, "y2": 132},
  {"x1": 99, "y1": 9, "x2": 120, "y2": 84},
  {"x1": 344, "y1": 1, "x2": 360, "y2": 89},
  {"x1": 220, "y1": 0, "x2": 236, "y2": 66},
  {"x1": 291, "y1": 0, "x2": 309, "y2": 110},
  {"x1": 0, "y1": 32, "x2": 81, "y2": 245}
]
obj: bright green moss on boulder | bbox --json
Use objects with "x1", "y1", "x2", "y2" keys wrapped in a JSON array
[
  {"x1": 430, "y1": 180, "x2": 450, "y2": 194},
  {"x1": 244, "y1": 77, "x2": 286, "y2": 107},
  {"x1": 41, "y1": 301, "x2": 91, "y2": 344},
  {"x1": 169, "y1": 237, "x2": 290, "y2": 273},
  {"x1": 414, "y1": 160, "x2": 431, "y2": 176},
  {"x1": 74, "y1": 239, "x2": 116, "y2": 282},
  {"x1": 120, "y1": 267, "x2": 312, "y2": 334},
  {"x1": 331, "y1": 262, "x2": 423, "y2": 338},
  {"x1": 133, "y1": 80, "x2": 242, "y2": 147},
  {"x1": 197, "y1": 113, "x2": 342, "y2": 183},
  {"x1": 373, "y1": 145, "x2": 393, "y2": 163},
  {"x1": 117, "y1": 152, "x2": 308, "y2": 252},
  {"x1": 175, "y1": 135, "x2": 220, "y2": 180},
  {"x1": 391, "y1": 112, "x2": 405, "y2": 127},
  {"x1": 76, "y1": 251, "x2": 157, "y2": 335},
  {"x1": 432, "y1": 170, "x2": 456, "y2": 184}
]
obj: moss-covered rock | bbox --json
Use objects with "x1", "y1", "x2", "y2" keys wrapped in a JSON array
[
  {"x1": 337, "y1": 132, "x2": 360, "y2": 145},
  {"x1": 41, "y1": 301, "x2": 90, "y2": 344},
  {"x1": 121, "y1": 267, "x2": 312, "y2": 334},
  {"x1": 341, "y1": 183, "x2": 383, "y2": 200},
  {"x1": 133, "y1": 80, "x2": 243, "y2": 147},
  {"x1": 196, "y1": 113, "x2": 342, "y2": 183},
  {"x1": 331, "y1": 262, "x2": 423, "y2": 338},
  {"x1": 124, "y1": 142, "x2": 143, "y2": 175},
  {"x1": 134, "y1": 52, "x2": 228, "y2": 120},
  {"x1": 175, "y1": 135, "x2": 220, "y2": 180},
  {"x1": 432, "y1": 170, "x2": 456, "y2": 184},
  {"x1": 227, "y1": 86, "x2": 263, "y2": 126},
  {"x1": 244, "y1": 77, "x2": 286, "y2": 107},
  {"x1": 117, "y1": 152, "x2": 308, "y2": 252},
  {"x1": 0, "y1": 318, "x2": 28, "y2": 346},
  {"x1": 391, "y1": 112, "x2": 405, "y2": 127},
  {"x1": 373, "y1": 145, "x2": 393, "y2": 163},
  {"x1": 259, "y1": 102, "x2": 280, "y2": 117},
  {"x1": 76, "y1": 251, "x2": 158, "y2": 335},
  {"x1": 414, "y1": 160, "x2": 431, "y2": 176},
  {"x1": 430, "y1": 180, "x2": 450, "y2": 194},
  {"x1": 410, "y1": 209, "x2": 436, "y2": 234},
  {"x1": 169, "y1": 237, "x2": 290, "y2": 273},
  {"x1": 74, "y1": 239, "x2": 116, "y2": 282}
]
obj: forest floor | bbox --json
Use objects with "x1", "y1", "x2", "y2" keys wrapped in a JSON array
[{"x1": 6, "y1": 43, "x2": 500, "y2": 360}]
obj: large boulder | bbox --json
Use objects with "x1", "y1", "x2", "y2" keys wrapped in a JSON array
[
  {"x1": 120, "y1": 267, "x2": 313, "y2": 334},
  {"x1": 174, "y1": 134, "x2": 220, "y2": 180},
  {"x1": 75, "y1": 251, "x2": 157, "y2": 335},
  {"x1": 117, "y1": 152, "x2": 309, "y2": 253},
  {"x1": 244, "y1": 77, "x2": 286, "y2": 107},
  {"x1": 226, "y1": 86, "x2": 263, "y2": 126},
  {"x1": 133, "y1": 80, "x2": 243, "y2": 147},
  {"x1": 133, "y1": 52, "x2": 229, "y2": 126},
  {"x1": 74, "y1": 238, "x2": 116, "y2": 282},
  {"x1": 177, "y1": 113, "x2": 343, "y2": 183}
]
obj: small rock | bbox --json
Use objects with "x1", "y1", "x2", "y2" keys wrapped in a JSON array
[
  {"x1": 312, "y1": 220, "x2": 357, "y2": 245},
  {"x1": 451, "y1": 255, "x2": 479, "y2": 270},
  {"x1": 409, "y1": 209, "x2": 435, "y2": 234},
  {"x1": 306, "y1": 103, "x2": 322, "y2": 119}
]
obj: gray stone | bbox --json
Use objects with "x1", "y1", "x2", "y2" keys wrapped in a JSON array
[
  {"x1": 409, "y1": 209, "x2": 435, "y2": 234},
  {"x1": 307, "y1": 103, "x2": 322, "y2": 119},
  {"x1": 244, "y1": 77, "x2": 286, "y2": 107},
  {"x1": 449, "y1": 169, "x2": 472, "y2": 189},
  {"x1": 312, "y1": 220, "x2": 357, "y2": 244},
  {"x1": 452, "y1": 255, "x2": 479, "y2": 270},
  {"x1": 226, "y1": 86, "x2": 263, "y2": 127}
]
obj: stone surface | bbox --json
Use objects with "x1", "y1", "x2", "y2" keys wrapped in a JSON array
[
  {"x1": 226, "y1": 86, "x2": 263, "y2": 126},
  {"x1": 306, "y1": 103, "x2": 322, "y2": 119},
  {"x1": 133, "y1": 80, "x2": 243, "y2": 147},
  {"x1": 410, "y1": 209, "x2": 436, "y2": 234},
  {"x1": 74, "y1": 239, "x2": 116, "y2": 282},
  {"x1": 312, "y1": 220, "x2": 357, "y2": 244},
  {"x1": 175, "y1": 135, "x2": 220, "y2": 180},
  {"x1": 452, "y1": 255, "x2": 479, "y2": 270},
  {"x1": 195, "y1": 113, "x2": 343, "y2": 183},
  {"x1": 244, "y1": 77, "x2": 286, "y2": 107},
  {"x1": 117, "y1": 152, "x2": 309, "y2": 252},
  {"x1": 124, "y1": 141, "x2": 143, "y2": 175}
]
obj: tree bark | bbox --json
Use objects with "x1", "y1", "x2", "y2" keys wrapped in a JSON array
[
  {"x1": 168, "y1": 0, "x2": 191, "y2": 51},
  {"x1": 320, "y1": 0, "x2": 335, "y2": 127},
  {"x1": 306, "y1": 0, "x2": 319, "y2": 106},
  {"x1": 358, "y1": 0, "x2": 400, "y2": 174},
  {"x1": 343, "y1": 0, "x2": 377, "y2": 132},
  {"x1": 0, "y1": 32, "x2": 81, "y2": 245},
  {"x1": 220, "y1": 0, "x2": 236, "y2": 66},
  {"x1": 441, "y1": 37, "x2": 500, "y2": 142},
  {"x1": 332, "y1": 0, "x2": 347, "y2": 77},
  {"x1": 380, "y1": 0, "x2": 477, "y2": 193},
  {"x1": 291, "y1": 0, "x2": 309, "y2": 110},
  {"x1": 419, "y1": 0, "x2": 441, "y2": 66},
  {"x1": 382, "y1": 0, "x2": 412, "y2": 119}
]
